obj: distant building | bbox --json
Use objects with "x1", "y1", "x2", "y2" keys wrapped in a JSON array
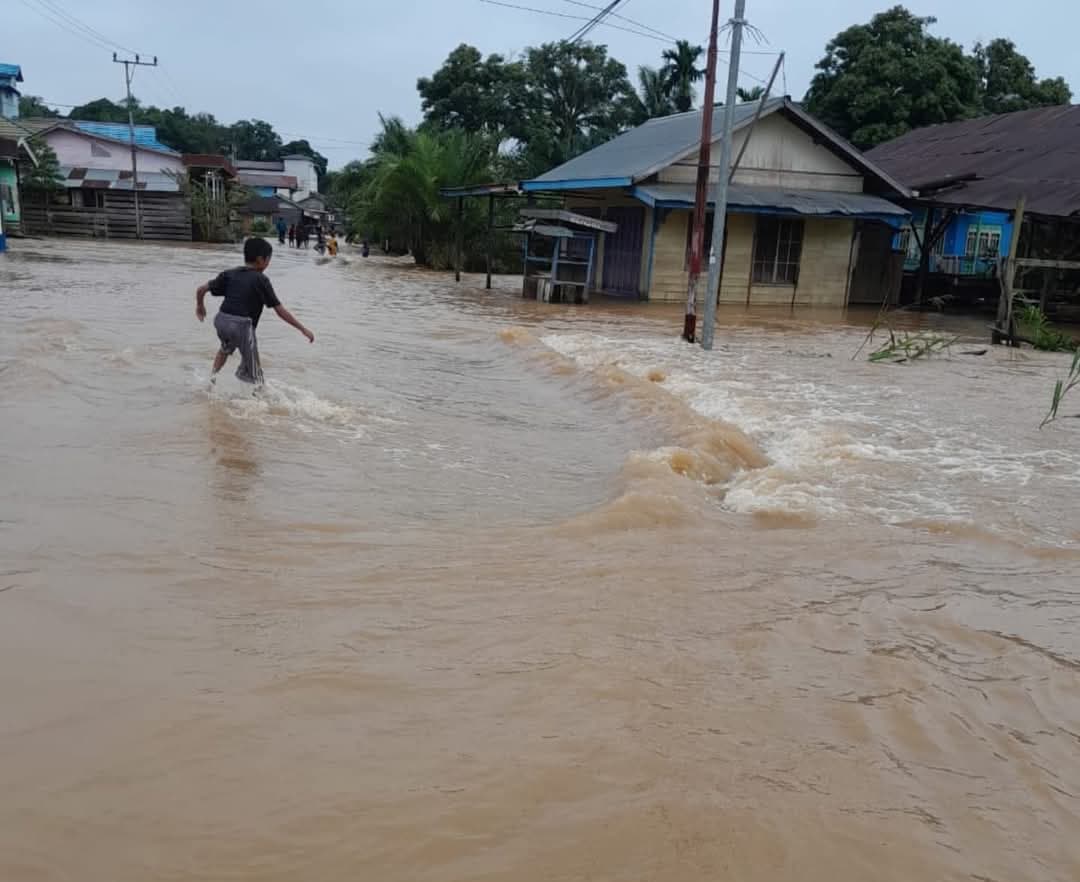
[
  {"x1": 11, "y1": 117, "x2": 191, "y2": 240},
  {"x1": 235, "y1": 155, "x2": 317, "y2": 201},
  {"x1": 0, "y1": 63, "x2": 22, "y2": 119}
]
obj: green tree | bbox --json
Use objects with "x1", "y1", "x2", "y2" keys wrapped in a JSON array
[
  {"x1": 280, "y1": 138, "x2": 329, "y2": 187},
  {"x1": 137, "y1": 105, "x2": 229, "y2": 154},
  {"x1": 518, "y1": 41, "x2": 636, "y2": 173},
  {"x1": 632, "y1": 65, "x2": 677, "y2": 123},
  {"x1": 357, "y1": 124, "x2": 495, "y2": 266},
  {"x1": 803, "y1": 6, "x2": 978, "y2": 148},
  {"x1": 17, "y1": 136, "x2": 63, "y2": 211},
  {"x1": 661, "y1": 40, "x2": 705, "y2": 113},
  {"x1": 370, "y1": 113, "x2": 413, "y2": 157},
  {"x1": 17, "y1": 95, "x2": 61, "y2": 118},
  {"x1": 973, "y1": 38, "x2": 1071, "y2": 114},
  {"x1": 417, "y1": 44, "x2": 527, "y2": 139},
  {"x1": 67, "y1": 97, "x2": 131, "y2": 122},
  {"x1": 228, "y1": 119, "x2": 282, "y2": 161}
]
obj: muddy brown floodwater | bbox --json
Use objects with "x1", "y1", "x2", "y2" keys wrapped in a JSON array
[{"x1": 1, "y1": 238, "x2": 1079, "y2": 882}]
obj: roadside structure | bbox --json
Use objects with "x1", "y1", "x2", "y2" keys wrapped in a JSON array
[
  {"x1": 519, "y1": 97, "x2": 911, "y2": 307},
  {"x1": 0, "y1": 130, "x2": 37, "y2": 245},
  {"x1": 234, "y1": 155, "x2": 317, "y2": 201},
  {"x1": 237, "y1": 193, "x2": 303, "y2": 235},
  {"x1": 12, "y1": 118, "x2": 190, "y2": 240},
  {"x1": 868, "y1": 105, "x2": 1080, "y2": 319}
]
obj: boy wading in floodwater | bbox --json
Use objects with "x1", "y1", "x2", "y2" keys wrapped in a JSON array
[{"x1": 195, "y1": 237, "x2": 314, "y2": 386}]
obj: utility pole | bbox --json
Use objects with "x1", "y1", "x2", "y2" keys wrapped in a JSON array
[
  {"x1": 682, "y1": 0, "x2": 722, "y2": 343},
  {"x1": 112, "y1": 52, "x2": 157, "y2": 240},
  {"x1": 700, "y1": 0, "x2": 747, "y2": 351}
]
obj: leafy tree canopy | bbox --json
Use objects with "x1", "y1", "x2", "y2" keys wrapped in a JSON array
[
  {"x1": 974, "y1": 38, "x2": 1072, "y2": 114},
  {"x1": 517, "y1": 41, "x2": 637, "y2": 174},
  {"x1": 418, "y1": 44, "x2": 527, "y2": 138},
  {"x1": 804, "y1": 6, "x2": 1071, "y2": 148},
  {"x1": 18, "y1": 95, "x2": 61, "y2": 118},
  {"x1": 804, "y1": 6, "x2": 979, "y2": 148}
]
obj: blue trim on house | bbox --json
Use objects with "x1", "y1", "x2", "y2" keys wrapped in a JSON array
[{"x1": 520, "y1": 176, "x2": 634, "y2": 192}]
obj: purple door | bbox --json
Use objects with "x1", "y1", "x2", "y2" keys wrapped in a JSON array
[{"x1": 602, "y1": 207, "x2": 645, "y2": 297}]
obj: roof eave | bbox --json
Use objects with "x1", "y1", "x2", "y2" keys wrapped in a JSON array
[{"x1": 520, "y1": 176, "x2": 632, "y2": 192}]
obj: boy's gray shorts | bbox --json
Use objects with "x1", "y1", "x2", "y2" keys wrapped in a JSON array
[{"x1": 214, "y1": 311, "x2": 263, "y2": 384}]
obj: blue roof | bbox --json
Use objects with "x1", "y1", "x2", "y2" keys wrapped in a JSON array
[
  {"x1": 522, "y1": 97, "x2": 911, "y2": 198},
  {"x1": 71, "y1": 120, "x2": 178, "y2": 154},
  {"x1": 0, "y1": 63, "x2": 23, "y2": 82}
]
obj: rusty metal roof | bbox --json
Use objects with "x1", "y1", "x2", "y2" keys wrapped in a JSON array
[
  {"x1": 866, "y1": 105, "x2": 1080, "y2": 218},
  {"x1": 238, "y1": 171, "x2": 298, "y2": 190}
]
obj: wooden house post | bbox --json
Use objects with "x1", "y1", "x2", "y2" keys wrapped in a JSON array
[
  {"x1": 996, "y1": 195, "x2": 1026, "y2": 335},
  {"x1": 486, "y1": 193, "x2": 494, "y2": 290},
  {"x1": 455, "y1": 196, "x2": 464, "y2": 283}
]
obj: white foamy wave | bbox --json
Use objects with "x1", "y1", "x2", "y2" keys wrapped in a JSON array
[
  {"x1": 539, "y1": 330, "x2": 1078, "y2": 535},
  {"x1": 211, "y1": 380, "x2": 378, "y2": 439}
]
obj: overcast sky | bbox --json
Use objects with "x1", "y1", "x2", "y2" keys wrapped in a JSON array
[{"x1": 7, "y1": 0, "x2": 1077, "y2": 167}]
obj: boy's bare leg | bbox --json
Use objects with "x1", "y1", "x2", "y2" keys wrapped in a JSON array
[{"x1": 210, "y1": 350, "x2": 228, "y2": 383}]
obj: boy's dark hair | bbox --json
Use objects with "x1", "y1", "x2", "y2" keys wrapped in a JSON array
[{"x1": 244, "y1": 237, "x2": 273, "y2": 263}]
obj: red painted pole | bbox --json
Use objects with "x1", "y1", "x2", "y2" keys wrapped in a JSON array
[{"x1": 682, "y1": 0, "x2": 722, "y2": 343}]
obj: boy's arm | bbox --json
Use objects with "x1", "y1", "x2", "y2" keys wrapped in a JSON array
[
  {"x1": 195, "y1": 282, "x2": 211, "y2": 321},
  {"x1": 196, "y1": 272, "x2": 225, "y2": 321},
  {"x1": 274, "y1": 304, "x2": 315, "y2": 343}
]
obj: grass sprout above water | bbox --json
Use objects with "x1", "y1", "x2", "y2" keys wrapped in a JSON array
[
  {"x1": 868, "y1": 331, "x2": 959, "y2": 363},
  {"x1": 1041, "y1": 349, "x2": 1080, "y2": 429}
]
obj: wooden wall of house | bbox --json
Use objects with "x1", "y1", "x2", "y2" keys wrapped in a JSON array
[
  {"x1": 658, "y1": 114, "x2": 863, "y2": 193},
  {"x1": 647, "y1": 209, "x2": 856, "y2": 307},
  {"x1": 23, "y1": 191, "x2": 192, "y2": 241}
]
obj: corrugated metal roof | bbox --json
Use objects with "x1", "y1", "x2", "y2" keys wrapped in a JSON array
[
  {"x1": 0, "y1": 64, "x2": 23, "y2": 81},
  {"x1": 526, "y1": 101, "x2": 773, "y2": 187},
  {"x1": 58, "y1": 165, "x2": 180, "y2": 192},
  {"x1": 0, "y1": 117, "x2": 54, "y2": 141},
  {"x1": 522, "y1": 98, "x2": 911, "y2": 198},
  {"x1": 236, "y1": 159, "x2": 284, "y2": 171},
  {"x1": 238, "y1": 172, "x2": 298, "y2": 190},
  {"x1": 71, "y1": 121, "x2": 179, "y2": 154},
  {"x1": 182, "y1": 153, "x2": 237, "y2": 176},
  {"x1": 633, "y1": 182, "x2": 909, "y2": 219},
  {"x1": 866, "y1": 105, "x2": 1080, "y2": 218}
]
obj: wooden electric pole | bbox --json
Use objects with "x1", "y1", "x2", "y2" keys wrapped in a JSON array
[
  {"x1": 682, "y1": 0, "x2": 722, "y2": 343},
  {"x1": 112, "y1": 52, "x2": 157, "y2": 240}
]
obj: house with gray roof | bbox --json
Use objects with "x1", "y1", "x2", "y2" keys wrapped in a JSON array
[{"x1": 521, "y1": 97, "x2": 911, "y2": 307}]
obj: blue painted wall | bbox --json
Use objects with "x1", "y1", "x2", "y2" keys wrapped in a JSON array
[{"x1": 896, "y1": 207, "x2": 1013, "y2": 276}]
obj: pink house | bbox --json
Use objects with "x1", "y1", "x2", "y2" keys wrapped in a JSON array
[{"x1": 21, "y1": 119, "x2": 192, "y2": 240}]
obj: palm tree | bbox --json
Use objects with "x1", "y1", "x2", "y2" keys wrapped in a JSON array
[
  {"x1": 636, "y1": 66, "x2": 677, "y2": 120},
  {"x1": 661, "y1": 41, "x2": 705, "y2": 113},
  {"x1": 359, "y1": 127, "x2": 495, "y2": 267},
  {"x1": 736, "y1": 86, "x2": 766, "y2": 102}
]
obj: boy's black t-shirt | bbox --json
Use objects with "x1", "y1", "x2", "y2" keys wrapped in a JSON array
[{"x1": 209, "y1": 266, "x2": 281, "y2": 327}]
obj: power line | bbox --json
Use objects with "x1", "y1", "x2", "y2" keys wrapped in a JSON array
[
  {"x1": 479, "y1": 0, "x2": 667, "y2": 42},
  {"x1": 569, "y1": 0, "x2": 626, "y2": 44},
  {"x1": 18, "y1": 0, "x2": 112, "y2": 51},
  {"x1": 559, "y1": 0, "x2": 675, "y2": 41},
  {"x1": 35, "y1": 0, "x2": 139, "y2": 54}
]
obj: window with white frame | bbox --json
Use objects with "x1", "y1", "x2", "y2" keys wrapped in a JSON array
[
  {"x1": 964, "y1": 227, "x2": 1002, "y2": 258},
  {"x1": 752, "y1": 217, "x2": 803, "y2": 284}
]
